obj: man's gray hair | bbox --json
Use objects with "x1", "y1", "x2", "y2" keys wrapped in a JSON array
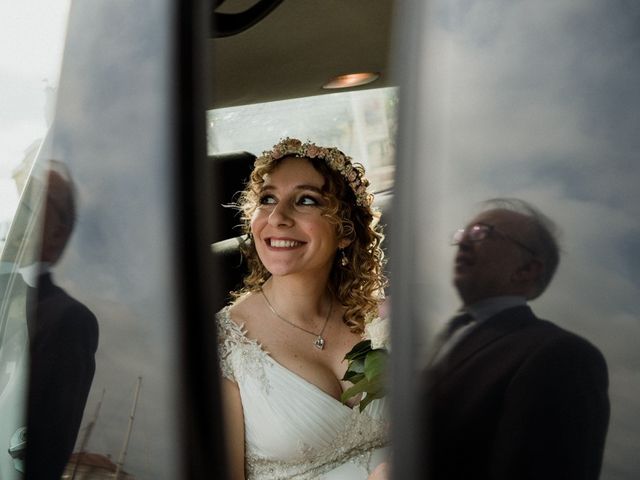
[{"x1": 480, "y1": 198, "x2": 561, "y2": 299}]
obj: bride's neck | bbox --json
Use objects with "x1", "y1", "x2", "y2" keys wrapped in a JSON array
[{"x1": 263, "y1": 276, "x2": 332, "y2": 320}]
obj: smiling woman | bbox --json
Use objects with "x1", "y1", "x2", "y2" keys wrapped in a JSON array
[
  {"x1": 250, "y1": 157, "x2": 342, "y2": 280},
  {"x1": 216, "y1": 138, "x2": 388, "y2": 479}
]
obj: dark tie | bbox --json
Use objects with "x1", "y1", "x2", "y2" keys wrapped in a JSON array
[
  {"x1": 443, "y1": 311, "x2": 475, "y2": 338},
  {"x1": 427, "y1": 311, "x2": 475, "y2": 365}
]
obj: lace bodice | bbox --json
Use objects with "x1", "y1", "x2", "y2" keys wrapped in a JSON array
[{"x1": 217, "y1": 307, "x2": 389, "y2": 479}]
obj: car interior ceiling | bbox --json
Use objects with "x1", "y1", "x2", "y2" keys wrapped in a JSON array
[
  {"x1": 210, "y1": 0, "x2": 285, "y2": 38},
  {"x1": 207, "y1": 0, "x2": 395, "y2": 109}
]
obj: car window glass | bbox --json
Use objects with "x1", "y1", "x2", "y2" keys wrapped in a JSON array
[
  {"x1": 207, "y1": 88, "x2": 398, "y2": 193},
  {"x1": 411, "y1": 1, "x2": 640, "y2": 478},
  {"x1": 2, "y1": 1, "x2": 182, "y2": 479},
  {"x1": 0, "y1": 3, "x2": 71, "y2": 477}
]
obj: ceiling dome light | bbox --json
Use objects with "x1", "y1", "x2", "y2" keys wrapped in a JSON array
[{"x1": 322, "y1": 72, "x2": 380, "y2": 89}]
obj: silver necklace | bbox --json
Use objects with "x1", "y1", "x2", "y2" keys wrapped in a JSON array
[{"x1": 260, "y1": 287, "x2": 332, "y2": 350}]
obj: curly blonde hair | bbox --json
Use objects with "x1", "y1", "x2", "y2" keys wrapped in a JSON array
[{"x1": 234, "y1": 139, "x2": 386, "y2": 333}]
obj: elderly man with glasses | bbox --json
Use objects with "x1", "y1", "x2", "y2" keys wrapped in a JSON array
[{"x1": 422, "y1": 198, "x2": 610, "y2": 480}]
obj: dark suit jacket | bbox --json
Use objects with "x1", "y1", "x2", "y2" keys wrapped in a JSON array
[
  {"x1": 422, "y1": 305, "x2": 609, "y2": 480},
  {"x1": 25, "y1": 272, "x2": 99, "y2": 480}
]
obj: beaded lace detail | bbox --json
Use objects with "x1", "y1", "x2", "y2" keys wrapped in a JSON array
[
  {"x1": 217, "y1": 307, "x2": 270, "y2": 391},
  {"x1": 245, "y1": 411, "x2": 388, "y2": 479}
]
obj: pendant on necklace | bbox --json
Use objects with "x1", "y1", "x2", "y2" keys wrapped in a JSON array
[{"x1": 314, "y1": 336, "x2": 325, "y2": 350}]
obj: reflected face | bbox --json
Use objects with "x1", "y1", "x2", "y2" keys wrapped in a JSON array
[
  {"x1": 18, "y1": 170, "x2": 74, "y2": 267},
  {"x1": 251, "y1": 157, "x2": 343, "y2": 279},
  {"x1": 453, "y1": 209, "x2": 533, "y2": 305}
]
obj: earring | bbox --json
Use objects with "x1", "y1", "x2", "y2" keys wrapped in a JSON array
[{"x1": 340, "y1": 249, "x2": 349, "y2": 267}]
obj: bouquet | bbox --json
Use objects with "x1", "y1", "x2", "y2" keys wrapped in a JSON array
[{"x1": 341, "y1": 316, "x2": 390, "y2": 412}]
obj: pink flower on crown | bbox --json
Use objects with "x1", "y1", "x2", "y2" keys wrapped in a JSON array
[
  {"x1": 284, "y1": 138, "x2": 302, "y2": 150},
  {"x1": 306, "y1": 145, "x2": 320, "y2": 158},
  {"x1": 260, "y1": 138, "x2": 374, "y2": 208}
]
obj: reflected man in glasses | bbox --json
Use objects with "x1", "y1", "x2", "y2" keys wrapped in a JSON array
[{"x1": 423, "y1": 198, "x2": 609, "y2": 480}]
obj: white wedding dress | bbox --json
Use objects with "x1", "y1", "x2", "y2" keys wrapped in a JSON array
[{"x1": 217, "y1": 307, "x2": 389, "y2": 479}]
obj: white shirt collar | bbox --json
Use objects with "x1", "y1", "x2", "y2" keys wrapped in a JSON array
[
  {"x1": 464, "y1": 296, "x2": 527, "y2": 323},
  {"x1": 17, "y1": 263, "x2": 50, "y2": 287}
]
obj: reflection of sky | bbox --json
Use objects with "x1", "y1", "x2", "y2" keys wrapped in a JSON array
[
  {"x1": 0, "y1": 1, "x2": 69, "y2": 222},
  {"x1": 45, "y1": 1, "x2": 179, "y2": 479},
  {"x1": 419, "y1": 1, "x2": 640, "y2": 478}
]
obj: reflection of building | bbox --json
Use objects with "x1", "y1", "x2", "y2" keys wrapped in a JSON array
[
  {"x1": 348, "y1": 90, "x2": 396, "y2": 191},
  {"x1": 0, "y1": 140, "x2": 41, "y2": 253},
  {"x1": 12, "y1": 139, "x2": 42, "y2": 195},
  {"x1": 0, "y1": 220, "x2": 10, "y2": 248},
  {"x1": 62, "y1": 453, "x2": 135, "y2": 480}
]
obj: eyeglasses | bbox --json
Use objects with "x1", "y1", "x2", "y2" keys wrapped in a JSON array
[{"x1": 451, "y1": 223, "x2": 537, "y2": 255}]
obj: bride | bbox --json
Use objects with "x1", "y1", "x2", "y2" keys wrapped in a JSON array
[{"x1": 217, "y1": 138, "x2": 389, "y2": 479}]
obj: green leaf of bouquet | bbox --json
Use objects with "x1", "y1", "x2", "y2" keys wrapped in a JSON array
[
  {"x1": 359, "y1": 390, "x2": 384, "y2": 412},
  {"x1": 342, "y1": 370, "x2": 365, "y2": 383},
  {"x1": 364, "y1": 350, "x2": 388, "y2": 381},
  {"x1": 365, "y1": 376, "x2": 385, "y2": 395},
  {"x1": 343, "y1": 357, "x2": 365, "y2": 377},
  {"x1": 359, "y1": 383, "x2": 388, "y2": 412},
  {"x1": 340, "y1": 377, "x2": 370, "y2": 404},
  {"x1": 359, "y1": 395, "x2": 374, "y2": 412},
  {"x1": 343, "y1": 340, "x2": 372, "y2": 361}
]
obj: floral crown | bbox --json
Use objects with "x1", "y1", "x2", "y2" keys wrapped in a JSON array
[{"x1": 257, "y1": 137, "x2": 373, "y2": 207}]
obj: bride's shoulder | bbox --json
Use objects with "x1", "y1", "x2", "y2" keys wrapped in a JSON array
[
  {"x1": 216, "y1": 291, "x2": 260, "y2": 340},
  {"x1": 216, "y1": 292, "x2": 268, "y2": 384},
  {"x1": 224, "y1": 291, "x2": 261, "y2": 320}
]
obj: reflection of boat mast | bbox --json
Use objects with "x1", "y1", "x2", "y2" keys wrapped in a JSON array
[
  {"x1": 114, "y1": 376, "x2": 142, "y2": 480},
  {"x1": 71, "y1": 388, "x2": 106, "y2": 480}
]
